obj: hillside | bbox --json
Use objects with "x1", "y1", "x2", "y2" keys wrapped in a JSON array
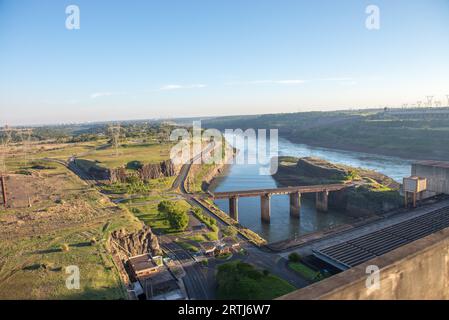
[{"x1": 202, "y1": 108, "x2": 449, "y2": 160}]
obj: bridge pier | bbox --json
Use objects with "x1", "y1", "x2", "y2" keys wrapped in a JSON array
[
  {"x1": 229, "y1": 196, "x2": 239, "y2": 221},
  {"x1": 316, "y1": 191, "x2": 329, "y2": 212},
  {"x1": 289, "y1": 192, "x2": 301, "y2": 218},
  {"x1": 261, "y1": 193, "x2": 271, "y2": 223}
]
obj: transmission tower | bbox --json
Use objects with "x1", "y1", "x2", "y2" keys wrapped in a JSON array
[
  {"x1": 417, "y1": 101, "x2": 423, "y2": 108},
  {"x1": 0, "y1": 125, "x2": 12, "y2": 209},
  {"x1": 426, "y1": 96, "x2": 434, "y2": 108},
  {"x1": 108, "y1": 124, "x2": 121, "y2": 157},
  {"x1": 17, "y1": 128, "x2": 33, "y2": 168}
]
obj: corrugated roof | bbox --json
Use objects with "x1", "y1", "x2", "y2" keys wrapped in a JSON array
[
  {"x1": 413, "y1": 160, "x2": 449, "y2": 169},
  {"x1": 314, "y1": 205, "x2": 449, "y2": 270}
]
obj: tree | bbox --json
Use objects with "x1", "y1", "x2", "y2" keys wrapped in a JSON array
[
  {"x1": 288, "y1": 252, "x2": 301, "y2": 263},
  {"x1": 167, "y1": 207, "x2": 189, "y2": 231},
  {"x1": 158, "y1": 200, "x2": 189, "y2": 231}
]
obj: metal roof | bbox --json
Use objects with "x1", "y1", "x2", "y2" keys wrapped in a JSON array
[
  {"x1": 413, "y1": 160, "x2": 449, "y2": 169},
  {"x1": 313, "y1": 205, "x2": 449, "y2": 270}
]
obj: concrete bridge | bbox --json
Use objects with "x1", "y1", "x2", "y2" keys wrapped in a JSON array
[{"x1": 212, "y1": 184, "x2": 352, "y2": 223}]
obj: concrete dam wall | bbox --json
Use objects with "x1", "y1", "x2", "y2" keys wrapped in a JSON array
[{"x1": 279, "y1": 227, "x2": 449, "y2": 300}]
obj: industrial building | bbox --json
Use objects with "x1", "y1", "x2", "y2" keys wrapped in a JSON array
[{"x1": 412, "y1": 160, "x2": 449, "y2": 198}]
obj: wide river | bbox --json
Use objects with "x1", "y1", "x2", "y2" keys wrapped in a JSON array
[{"x1": 209, "y1": 137, "x2": 412, "y2": 243}]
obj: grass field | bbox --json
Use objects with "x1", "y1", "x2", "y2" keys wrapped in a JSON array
[
  {"x1": 288, "y1": 262, "x2": 320, "y2": 282},
  {"x1": 216, "y1": 261, "x2": 295, "y2": 300},
  {"x1": 124, "y1": 199, "x2": 192, "y2": 233},
  {"x1": 81, "y1": 141, "x2": 174, "y2": 169},
  {"x1": 0, "y1": 162, "x2": 141, "y2": 299}
]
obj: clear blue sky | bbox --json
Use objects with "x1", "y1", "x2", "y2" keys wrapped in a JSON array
[{"x1": 1, "y1": 0, "x2": 449, "y2": 125}]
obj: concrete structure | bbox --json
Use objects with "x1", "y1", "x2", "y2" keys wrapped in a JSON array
[
  {"x1": 213, "y1": 183, "x2": 350, "y2": 224},
  {"x1": 412, "y1": 160, "x2": 449, "y2": 198},
  {"x1": 403, "y1": 176, "x2": 427, "y2": 208},
  {"x1": 261, "y1": 193, "x2": 271, "y2": 223},
  {"x1": 128, "y1": 254, "x2": 162, "y2": 279},
  {"x1": 289, "y1": 192, "x2": 301, "y2": 218},
  {"x1": 279, "y1": 226, "x2": 449, "y2": 300},
  {"x1": 315, "y1": 191, "x2": 329, "y2": 212},
  {"x1": 229, "y1": 196, "x2": 238, "y2": 220}
]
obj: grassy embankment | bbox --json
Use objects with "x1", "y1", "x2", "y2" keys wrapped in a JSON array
[
  {"x1": 203, "y1": 109, "x2": 449, "y2": 160},
  {"x1": 0, "y1": 160, "x2": 141, "y2": 299},
  {"x1": 216, "y1": 261, "x2": 295, "y2": 300}
]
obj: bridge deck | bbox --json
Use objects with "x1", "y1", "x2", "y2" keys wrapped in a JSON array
[{"x1": 212, "y1": 183, "x2": 351, "y2": 199}]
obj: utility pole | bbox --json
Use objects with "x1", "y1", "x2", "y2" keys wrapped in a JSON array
[
  {"x1": 108, "y1": 124, "x2": 121, "y2": 157},
  {"x1": 0, "y1": 175, "x2": 6, "y2": 209},
  {"x1": 0, "y1": 125, "x2": 11, "y2": 209},
  {"x1": 426, "y1": 96, "x2": 434, "y2": 108}
]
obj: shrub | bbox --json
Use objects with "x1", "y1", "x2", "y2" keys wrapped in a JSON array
[
  {"x1": 159, "y1": 200, "x2": 189, "y2": 231},
  {"x1": 126, "y1": 160, "x2": 144, "y2": 171},
  {"x1": 288, "y1": 252, "x2": 301, "y2": 262},
  {"x1": 222, "y1": 226, "x2": 238, "y2": 238}
]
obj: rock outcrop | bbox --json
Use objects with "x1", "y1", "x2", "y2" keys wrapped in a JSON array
[
  {"x1": 138, "y1": 159, "x2": 178, "y2": 182},
  {"x1": 296, "y1": 157, "x2": 348, "y2": 180},
  {"x1": 109, "y1": 226, "x2": 162, "y2": 259},
  {"x1": 108, "y1": 159, "x2": 180, "y2": 183}
]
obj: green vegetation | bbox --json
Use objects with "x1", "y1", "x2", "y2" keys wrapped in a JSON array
[
  {"x1": 216, "y1": 261, "x2": 295, "y2": 300},
  {"x1": 102, "y1": 176, "x2": 175, "y2": 195},
  {"x1": 0, "y1": 161, "x2": 141, "y2": 299},
  {"x1": 122, "y1": 199, "x2": 190, "y2": 233},
  {"x1": 158, "y1": 200, "x2": 189, "y2": 231},
  {"x1": 288, "y1": 262, "x2": 329, "y2": 282},
  {"x1": 222, "y1": 226, "x2": 238, "y2": 238},
  {"x1": 288, "y1": 252, "x2": 301, "y2": 263},
  {"x1": 192, "y1": 207, "x2": 218, "y2": 231},
  {"x1": 176, "y1": 241, "x2": 200, "y2": 253},
  {"x1": 196, "y1": 198, "x2": 267, "y2": 246},
  {"x1": 81, "y1": 142, "x2": 173, "y2": 170}
]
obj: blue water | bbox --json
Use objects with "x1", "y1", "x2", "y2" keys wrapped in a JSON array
[{"x1": 209, "y1": 137, "x2": 411, "y2": 243}]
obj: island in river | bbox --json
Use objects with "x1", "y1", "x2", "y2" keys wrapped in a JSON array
[{"x1": 273, "y1": 156, "x2": 403, "y2": 217}]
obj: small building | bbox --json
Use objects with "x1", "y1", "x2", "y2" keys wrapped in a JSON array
[
  {"x1": 201, "y1": 241, "x2": 217, "y2": 256},
  {"x1": 140, "y1": 269, "x2": 186, "y2": 300},
  {"x1": 221, "y1": 237, "x2": 241, "y2": 251},
  {"x1": 403, "y1": 176, "x2": 427, "y2": 208},
  {"x1": 128, "y1": 254, "x2": 162, "y2": 279},
  {"x1": 411, "y1": 161, "x2": 449, "y2": 198}
]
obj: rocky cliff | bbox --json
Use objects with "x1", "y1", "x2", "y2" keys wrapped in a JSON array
[
  {"x1": 109, "y1": 226, "x2": 162, "y2": 259},
  {"x1": 109, "y1": 159, "x2": 180, "y2": 183}
]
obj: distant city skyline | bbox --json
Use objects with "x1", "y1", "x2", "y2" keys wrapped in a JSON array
[{"x1": 1, "y1": 0, "x2": 449, "y2": 125}]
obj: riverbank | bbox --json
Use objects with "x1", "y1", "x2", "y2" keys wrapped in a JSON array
[{"x1": 203, "y1": 108, "x2": 449, "y2": 162}]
